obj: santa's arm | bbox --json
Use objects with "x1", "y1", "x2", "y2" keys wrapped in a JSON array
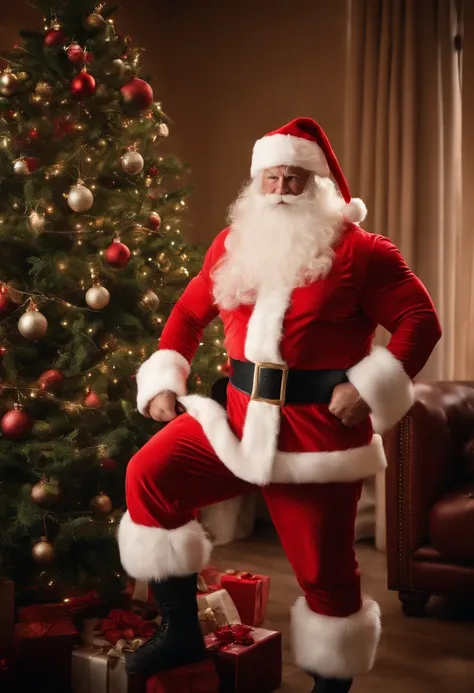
[
  {"x1": 135, "y1": 235, "x2": 223, "y2": 416},
  {"x1": 347, "y1": 235, "x2": 442, "y2": 434}
]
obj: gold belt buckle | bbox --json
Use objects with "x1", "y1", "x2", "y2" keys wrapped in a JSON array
[{"x1": 250, "y1": 362, "x2": 289, "y2": 406}]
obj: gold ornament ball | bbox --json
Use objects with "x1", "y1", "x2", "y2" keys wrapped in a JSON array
[
  {"x1": 30, "y1": 93, "x2": 42, "y2": 105},
  {"x1": 142, "y1": 289, "x2": 160, "y2": 311},
  {"x1": 18, "y1": 310, "x2": 48, "y2": 340},
  {"x1": 85, "y1": 285, "x2": 110, "y2": 310},
  {"x1": 0, "y1": 71, "x2": 20, "y2": 96},
  {"x1": 29, "y1": 210, "x2": 45, "y2": 232},
  {"x1": 90, "y1": 493, "x2": 113, "y2": 516},
  {"x1": 121, "y1": 150, "x2": 144, "y2": 175},
  {"x1": 35, "y1": 80, "x2": 54, "y2": 96},
  {"x1": 84, "y1": 13, "x2": 106, "y2": 31},
  {"x1": 32, "y1": 539, "x2": 56, "y2": 565},
  {"x1": 17, "y1": 71, "x2": 29, "y2": 82},
  {"x1": 13, "y1": 159, "x2": 29, "y2": 176},
  {"x1": 31, "y1": 480, "x2": 59, "y2": 506},
  {"x1": 158, "y1": 123, "x2": 169, "y2": 138},
  {"x1": 68, "y1": 184, "x2": 94, "y2": 213},
  {"x1": 96, "y1": 138, "x2": 107, "y2": 153}
]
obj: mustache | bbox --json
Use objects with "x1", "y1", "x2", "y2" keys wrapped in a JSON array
[{"x1": 260, "y1": 193, "x2": 304, "y2": 206}]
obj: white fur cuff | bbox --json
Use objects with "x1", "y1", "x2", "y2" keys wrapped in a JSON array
[
  {"x1": 347, "y1": 346, "x2": 414, "y2": 435},
  {"x1": 135, "y1": 349, "x2": 191, "y2": 416},
  {"x1": 250, "y1": 134, "x2": 329, "y2": 178},
  {"x1": 117, "y1": 511, "x2": 212, "y2": 581},
  {"x1": 291, "y1": 596, "x2": 381, "y2": 679}
]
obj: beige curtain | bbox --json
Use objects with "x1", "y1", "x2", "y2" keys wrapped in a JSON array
[{"x1": 344, "y1": 0, "x2": 466, "y2": 548}]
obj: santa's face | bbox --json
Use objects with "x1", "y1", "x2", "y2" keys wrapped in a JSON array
[{"x1": 211, "y1": 168, "x2": 344, "y2": 310}]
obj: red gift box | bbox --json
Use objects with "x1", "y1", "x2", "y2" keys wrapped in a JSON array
[
  {"x1": 220, "y1": 572, "x2": 270, "y2": 627},
  {"x1": 146, "y1": 659, "x2": 220, "y2": 693},
  {"x1": 205, "y1": 625, "x2": 282, "y2": 693},
  {"x1": 14, "y1": 610, "x2": 79, "y2": 686}
]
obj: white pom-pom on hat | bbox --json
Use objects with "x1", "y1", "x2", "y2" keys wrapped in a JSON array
[{"x1": 343, "y1": 198, "x2": 367, "y2": 223}]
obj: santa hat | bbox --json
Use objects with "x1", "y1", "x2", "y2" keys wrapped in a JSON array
[{"x1": 250, "y1": 117, "x2": 367, "y2": 223}]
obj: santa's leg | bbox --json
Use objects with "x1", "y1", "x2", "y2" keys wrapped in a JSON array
[
  {"x1": 263, "y1": 480, "x2": 380, "y2": 693},
  {"x1": 117, "y1": 412, "x2": 252, "y2": 676}
]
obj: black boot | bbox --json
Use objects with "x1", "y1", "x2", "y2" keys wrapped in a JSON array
[
  {"x1": 311, "y1": 674, "x2": 353, "y2": 692},
  {"x1": 125, "y1": 573, "x2": 208, "y2": 676}
]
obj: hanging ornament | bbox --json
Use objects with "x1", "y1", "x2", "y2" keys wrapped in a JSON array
[
  {"x1": 38, "y1": 369, "x2": 64, "y2": 392},
  {"x1": 28, "y1": 127, "x2": 39, "y2": 140},
  {"x1": 85, "y1": 284, "x2": 110, "y2": 310},
  {"x1": 25, "y1": 157, "x2": 39, "y2": 172},
  {"x1": 32, "y1": 538, "x2": 56, "y2": 564},
  {"x1": 0, "y1": 285, "x2": 14, "y2": 318},
  {"x1": 66, "y1": 43, "x2": 85, "y2": 63},
  {"x1": 0, "y1": 69, "x2": 20, "y2": 97},
  {"x1": 90, "y1": 492, "x2": 113, "y2": 516},
  {"x1": 13, "y1": 159, "x2": 29, "y2": 176},
  {"x1": 35, "y1": 79, "x2": 54, "y2": 97},
  {"x1": 68, "y1": 183, "x2": 94, "y2": 213},
  {"x1": 100, "y1": 458, "x2": 117, "y2": 470},
  {"x1": 121, "y1": 150, "x2": 144, "y2": 175},
  {"x1": 84, "y1": 13, "x2": 107, "y2": 32},
  {"x1": 148, "y1": 165, "x2": 159, "y2": 177},
  {"x1": 29, "y1": 210, "x2": 45, "y2": 232},
  {"x1": 44, "y1": 23, "x2": 66, "y2": 48},
  {"x1": 158, "y1": 123, "x2": 169, "y2": 138},
  {"x1": 17, "y1": 71, "x2": 29, "y2": 82},
  {"x1": 31, "y1": 479, "x2": 60, "y2": 506},
  {"x1": 18, "y1": 303, "x2": 48, "y2": 341},
  {"x1": 104, "y1": 58, "x2": 125, "y2": 77},
  {"x1": 105, "y1": 240, "x2": 131, "y2": 268},
  {"x1": 121, "y1": 77, "x2": 153, "y2": 111},
  {"x1": 70, "y1": 70, "x2": 96, "y2": 100},
  {"x1": 1, "y1": 404, "x2": 33, "y2": 441},
  {"x1": 142, "y1": 290, "x2": 160, "y2": 311},
  {"x1": 147, "y1": 211, "x2": 161, "y2": 230},
  {"x1": 84, "y1": 391, "x2": 101, "y2": 408}
]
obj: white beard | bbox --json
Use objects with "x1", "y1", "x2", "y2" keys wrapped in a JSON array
[{"x1": 211, "y1": 176, "x2": 345, "y2": 310}]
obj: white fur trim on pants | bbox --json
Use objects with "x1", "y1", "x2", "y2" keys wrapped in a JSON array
[
  {"x1": 136, "y1": 349, "x2": 191, "y2": 416},
  {"x1": 347, "y1": 346, "x2": 413, "y2": 434},
  {"x1": 291, "y1": 596, "x2": 381, "y2": 679},
  {"x1": 117, "y1": 511, "x2": 212, "y2": 581},
  {"x1": 180, "y1": 394, "x2": 387, "y2": 486}
]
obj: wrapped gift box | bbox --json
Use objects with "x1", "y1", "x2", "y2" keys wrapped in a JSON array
[
  {"x1": 205, "y1": 625, "x2": 282, "y2": 693},
  {"x1": 220, "y1": 572, "x2": 270, "y2": 627},
  {"x1": 0, "y1": 580, "x2": 14, "y2": 660},
  {"x1": 71, "y1": 641, "x2": 147, "y2": 693},
  {"x1": 14, "y1": 612, "x2": 79, "y2": 686},
  {"x1": 146, "y1": 659, "x2": 220, "y2": 693},
  {"x1": 197, "y1": 588, "x2": 241, "y2": 635}
]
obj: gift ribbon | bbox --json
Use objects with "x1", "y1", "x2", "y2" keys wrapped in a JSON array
[
  {"x1": 17, "y1": 620, "x2": 52, "y2": 638},
  {"x1": 224, "y1": 569, "x2": 259, "y2": 581},
  {"x1": 96, "y1": 608, "x2": 156, "y2": 645},
  {"x1": 213, "y1": 624, "x2": 254, "y2": 649}
]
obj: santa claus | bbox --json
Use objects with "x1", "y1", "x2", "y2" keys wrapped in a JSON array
[{"x1": 118, "y1": 117, "x2": 442, "y2": 691}]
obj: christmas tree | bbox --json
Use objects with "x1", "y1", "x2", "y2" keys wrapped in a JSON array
[{"x1": 0, "y1": 0, "x2": 226, "y2": 602}]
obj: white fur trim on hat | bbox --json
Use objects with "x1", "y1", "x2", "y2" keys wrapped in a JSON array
[
  {"x1": 343, "y1": 198, "x2": 367, "y2": 223},
  {"x1": 291, "y1": 596, "x2": 381, "y2": 678},
  {"x1": 347, "y1": 346, "x2": 414, "y2": 434},
  {"x1": 117, "y1": 511, "x2": 212, "y2": 581},
  {"x1": 250, "y1": 134, "x2": 330, "y2": 178},
  {"x1": 135, "y1": 349, "x2": 191, "y2": 416}
]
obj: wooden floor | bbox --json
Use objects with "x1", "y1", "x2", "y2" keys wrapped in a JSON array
[{"x1": 212, "y1": 522, "x2": 474, "y2": 693}]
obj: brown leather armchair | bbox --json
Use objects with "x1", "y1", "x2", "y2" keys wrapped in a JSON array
[{"x1": 385, "y1": 381, "x2": 474, "y2": 615}]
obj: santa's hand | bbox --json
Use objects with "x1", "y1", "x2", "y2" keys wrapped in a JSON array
[
  {"x1": 148, "y1": 392, "x2": 185, "y2": 422},
  {"x1": 328, "y1": 382, "x2": 371, "y2": 427}
]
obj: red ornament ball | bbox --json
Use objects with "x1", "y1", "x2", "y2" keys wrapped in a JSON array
[
  {"x1": 147, "y1": 212, "x2": 161, "y2": 230},
  {"x1": 121, "y1": 78, "x2": 153, "y2": 111},
  {"x1": 24, "y1": 157, "x2": 39, "y2": 173},
  {"x1": 38, "y1": 369, "x2": 64, "y2": 392},
  {"x1": 84, "y1": 391, "x2": 101, "y2": 408},
  {"x1": 70, "y1": 72, "x2": 96, "y2": 100},
  {"x1": 1, "y1": 407, "x2": 33, "y2": 441},
  {"x1": 148, "y1": 166, "x2": 159, "y2": 177},
  {"x1": 44, "y1": 28, "x2": 66, "y2": 48},
  {"x1": 100, "y1": 458, "x2": 117, "y2": 470},
  {"x1": 105, "y1": 241, "x2": 131, "y2": 269},
  {"x1": 66, "y1": 43, "x2": 85, "y2": 63},
  {"x1": 28, "y1": 128, "x2": 39, "y2": 140},
  {"x1": 0, "y1": 292, "x2": 14, "y2": 319}
]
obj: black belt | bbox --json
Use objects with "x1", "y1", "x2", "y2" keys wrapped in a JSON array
[{"x1": 229, "y1": 358, "x2": 348, "y2": 406}]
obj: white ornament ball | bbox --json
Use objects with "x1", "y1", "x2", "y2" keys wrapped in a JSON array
[
  {"x1": 68, "y1": 184, "x2": 94, "y2": 213},
  {"x1": 158, "y1": 123, "x2": 169, "y2": 138},
  {"x1": 121, "y1": 151, "x2": 144, "y2": 175},
  {"x1": 14, "y1": 159, "x2": 29, "y2": 176},
  {"x1": 86, "y1": 285, "x2": 110, "y2": 310},
  {"x1": 29, "y1": 211, "x2": 45, "y2": 232},
  {"x1": 18, "y1": 310, "x2": 48, "y2": 340}
]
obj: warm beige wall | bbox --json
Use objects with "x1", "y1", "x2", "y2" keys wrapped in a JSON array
[
  {"x1": 463, "y1": 2, "x2": 474, "y2": 243},
  {"x1": 0, "y1": 0, "x2": 349, "y2": 242}
]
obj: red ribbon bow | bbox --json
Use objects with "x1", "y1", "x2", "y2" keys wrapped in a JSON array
[
  {"x1": 237, "y1": 572, "x2": 258, "y2": 581},
  {"x1": 98, "y1": 608, "x2": 156, "y2": 645},
  {"x1": 214, "y1": 624, "x2": 254, "y2": 648}
]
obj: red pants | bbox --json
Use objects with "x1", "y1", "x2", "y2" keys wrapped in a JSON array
[{"x1": 124, "y1": 413, "x2": 363, "y2": 618}]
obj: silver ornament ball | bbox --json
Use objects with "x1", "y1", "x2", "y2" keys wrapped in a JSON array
[
  {"x1": 18, "y1": 310, "x2": 48, "y2": 340},
  {"x1": 142, "y1": 289, "x2": 160, "y2": 311},
  {"x1": 158, "y1": 123, "x2": 169, "y2": 138},
  {"x1": 0, "y1": 71, "x2": 20, "y2": 96},
  {"x1": 121, "y1": 151, "x2": 144, "y2": 175},
  {"x1": 29, "y1": 211, "x2": 45, "y2": 232},
  {"x1": 14, "y1": 159, "x2": 29, "y2": 176},
  {"x1": 86, "y1": 285, "x2": 110, "y2": 310},
  {"x1": 68, "y1": 184, "x2": 94, "y2": 213}
]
